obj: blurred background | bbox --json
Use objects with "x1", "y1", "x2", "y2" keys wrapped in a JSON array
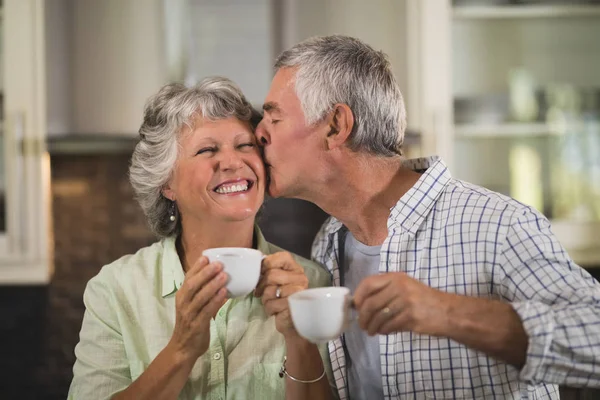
[{"x1": 1, "y1": 0, "x2": 600, "y2": 398}]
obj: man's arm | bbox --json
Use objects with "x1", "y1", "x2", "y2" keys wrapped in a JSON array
[
  {"x1": 493, "y1": 209, "x2": 600, "y2": 387},
  {"x1": 354, "y1": 208, "x2": 600, "y2": 387}
]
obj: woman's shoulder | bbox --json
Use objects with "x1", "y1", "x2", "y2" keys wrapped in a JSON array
[
  {"x1": 265, "y1": 241, "x2": 331, "y2": 288},
  {"x1": 88, "y1": 239, "x2": 167, "y2": 293}
]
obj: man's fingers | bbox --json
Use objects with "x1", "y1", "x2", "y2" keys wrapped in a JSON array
[
  {"x1": 353, "y1": 274, "x2": 393, "y2": 307},
  {"x1": 377, "y1": 310, "x2": 410, "y2": 335},
  {"x1": 363, "y1": 298, "x2": 401, "y2": 335},
  {"x1": 357, "y1": 284, "x2": 397, "y2": 331}
]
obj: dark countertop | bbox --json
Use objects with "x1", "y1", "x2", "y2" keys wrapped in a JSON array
[
  {"x1": 47, "y1": 130, "x2": 422, "y2": 155},
  {"x1": 46, "y1": 134, "x2": 139, "y2": 155}
]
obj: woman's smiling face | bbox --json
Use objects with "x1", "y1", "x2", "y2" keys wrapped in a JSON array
[{"x1": 163, "y1": 115, "x2": 265, "y2": 225}]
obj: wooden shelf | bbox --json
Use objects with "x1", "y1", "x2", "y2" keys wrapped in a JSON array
[
  {"x1": 455, "y1": 121, "x2": 600, "y2": 138},
  {"x1": 453, "y1": 4, "x2": 600, "y2": 19},
  {"x1": 455, "y1": 123, "x2": 559, "y2": 138}
]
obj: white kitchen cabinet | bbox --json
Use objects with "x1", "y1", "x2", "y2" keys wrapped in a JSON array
[
  {"x1": 0, "y1": 0, "x2": 51, "y2": 283},
  {"x1": 408, "y1": 0, "x2": 600, "y2": 266}
]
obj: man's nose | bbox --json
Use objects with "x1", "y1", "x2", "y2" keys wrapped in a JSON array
[{"x1": 255, "y1": 121, "x2": 270, "y2": 146}]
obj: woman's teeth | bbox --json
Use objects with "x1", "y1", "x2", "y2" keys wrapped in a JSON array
[{"x1": 215, "y1": 182, "x2": 249, "y2": 194}]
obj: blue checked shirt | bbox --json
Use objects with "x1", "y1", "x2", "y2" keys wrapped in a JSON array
[{"x1": 312, "y1": 156, "x2": 600, "y2": 399}]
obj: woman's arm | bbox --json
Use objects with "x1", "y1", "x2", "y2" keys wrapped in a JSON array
[
  {"x1": 256, "y1": 252, "x2": 335, "y2": 400},
  {"x1": 112, "y1": 344, "x2": 196, "y2": 400},
  {"x1": 113, "y1": 257, "x2": 228, "y2": 400},
  {"x1": 69, "y1": 257, "x2": 227, "y2": 400},
  {"x1": 284, "y1": 337, "x2": 335, "y2": 400}
]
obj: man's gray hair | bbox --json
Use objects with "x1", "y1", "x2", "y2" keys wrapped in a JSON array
[
  {"x1": 129, "y1": 77, "x2": 260, "y2": 238},
  {"x1": 275, "y1": 35, "x2": 406, "y2": 157}
]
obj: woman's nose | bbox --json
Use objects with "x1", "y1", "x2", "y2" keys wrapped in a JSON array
[{"x1": 218, "y1": 150, "x2": 244, "y2": 170}]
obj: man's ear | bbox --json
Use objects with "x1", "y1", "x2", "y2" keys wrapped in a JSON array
[{"x1": 325, "y1": 103, "x2": 354, "y2": 150}]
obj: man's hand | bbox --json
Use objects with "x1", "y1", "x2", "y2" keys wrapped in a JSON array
[{"x1": 353, "y1": 272, "x2": 451, "y2": 337}]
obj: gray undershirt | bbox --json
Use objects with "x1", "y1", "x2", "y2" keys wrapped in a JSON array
[{"x1": 343, "y1": 232, "x2": 384, "y2": 400}]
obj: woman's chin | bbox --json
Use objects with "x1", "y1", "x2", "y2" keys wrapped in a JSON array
[{"x1": 218, "y1": 208, "x2": 259, "y2": 223}]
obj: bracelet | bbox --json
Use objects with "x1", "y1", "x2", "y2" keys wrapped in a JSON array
[{"x1": 278, "y1": 356, "x2": 326, "y2": 384}]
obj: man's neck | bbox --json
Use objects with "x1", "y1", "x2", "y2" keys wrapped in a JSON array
[
  {"x1": 309, "y1": 155, "x2": 421, "y2": 246},
  {"x1": 177, "y1": 218, "x2": 255, "y2": 272}
]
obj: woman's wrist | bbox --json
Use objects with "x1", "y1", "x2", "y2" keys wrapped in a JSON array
[
  {"x1": 284, "y1": 333, "x2": 314, "y2": 349},
  {"x1": 164, "y1": 341, "x2": 200, "y2": 371}
]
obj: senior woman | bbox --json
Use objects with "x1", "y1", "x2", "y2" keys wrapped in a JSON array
[{"x1": 67, "y1": 77, "x2": 336, "y2": 400}]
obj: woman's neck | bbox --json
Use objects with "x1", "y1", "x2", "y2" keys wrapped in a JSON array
[{"x1": 176, "y1": 219, "x2": 255, "y2": 272}]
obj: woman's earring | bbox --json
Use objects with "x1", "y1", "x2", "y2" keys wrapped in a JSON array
[{"x1": 169, "y1": 201, "x2": 177, "y2": 222}]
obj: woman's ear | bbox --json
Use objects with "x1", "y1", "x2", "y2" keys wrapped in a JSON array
[
  {"x1": 162, "y1": 185, "x2": 176, "y2": 201},
  {"x1": 325, "y1": 103, "x2": 354, "y2": 151}
]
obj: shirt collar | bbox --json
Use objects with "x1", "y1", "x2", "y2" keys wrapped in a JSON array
[
  {"x1": 388, "y1": 156, "x2": 451, "y2": 235},
  {"x1": 160, "y1": 225, "x2": 271, "y2": 298},
  {"x1": 321, "y1": 156, "x2": 451, "y2": 238}
]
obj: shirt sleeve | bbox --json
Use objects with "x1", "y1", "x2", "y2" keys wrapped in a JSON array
[
  {"x1": 68, "y1": 270, "x2": 132, "y2": 399},
  {"x1": 497, "y1": 208, "x2": 600, "y2": 387}
]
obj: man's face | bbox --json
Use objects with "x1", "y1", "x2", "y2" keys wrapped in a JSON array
[{"x1": 256, "y1": 67, "x2": 325, "y2": 199}]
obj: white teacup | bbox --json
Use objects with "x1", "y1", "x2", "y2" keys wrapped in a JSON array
[
  {"x1": 202, "y1": 247, "x2": 263, "y2": 298},
  {"x1": 288, "y1": 287, "x2": 354, "y2": 343}
]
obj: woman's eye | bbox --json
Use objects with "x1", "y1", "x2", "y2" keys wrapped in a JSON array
[
  {"x1": 238, "y1": 142, "x2": 255, "y2": 149},
  {"x1": 196, "y1": 147, "x2": 216, "y2": 155},
  {"x1": 271, "y1": 119, "x2": 280, "y2": 125}
]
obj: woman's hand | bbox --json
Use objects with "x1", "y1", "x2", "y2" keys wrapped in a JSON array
[
  {"x1": 168, "y1": 256, "x2": 228, "y2": 363},
  {"x1": 254, "y1": 252, "x2": 309, "y2": 338}
]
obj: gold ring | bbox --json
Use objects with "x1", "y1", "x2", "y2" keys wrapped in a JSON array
[{"x1": 382, "y1": 307, "x2": 391, "y2": 315}]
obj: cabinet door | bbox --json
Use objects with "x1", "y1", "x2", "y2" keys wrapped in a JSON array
[
  {"x1": 412, "y1": 0, "x2": 600, "y2": 267},
  {"x1": 0, "y1": 0, "x2": 50, "y2": 283}
]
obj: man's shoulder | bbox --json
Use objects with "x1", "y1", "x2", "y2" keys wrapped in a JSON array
[{"x1": 437, "y1": 178, "x2": 534, "y2": 224}]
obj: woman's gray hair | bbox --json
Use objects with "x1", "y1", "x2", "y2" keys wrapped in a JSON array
[
  {"x1": 129, "y1": 77, "x2": 261, "y2": 238},
  {"x1": 275, "y1": 35, "x2": 406, "y2": 157}
]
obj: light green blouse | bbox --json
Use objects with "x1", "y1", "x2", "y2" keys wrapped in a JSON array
[{"x1": 68, "y1": 228, "x2": 334, "y2": 400}]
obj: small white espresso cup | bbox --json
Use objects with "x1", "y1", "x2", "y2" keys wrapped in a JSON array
[
  {"x1": 202, "y1": 247, "x2": 263, "y2": 298},
  {"x1": 288, "y1": 287, "x2": 353, "y2": 343}
]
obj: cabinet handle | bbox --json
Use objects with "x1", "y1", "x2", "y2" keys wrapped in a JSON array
[{"x1": 4, "y1": 112, "x2": 26, "y2": 253}]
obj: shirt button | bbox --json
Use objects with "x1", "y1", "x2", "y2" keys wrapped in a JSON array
[{"x1": 213, "y1": 353, "x2": 221, "y2": 360}]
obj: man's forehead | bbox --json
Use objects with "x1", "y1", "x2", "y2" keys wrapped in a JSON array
[{"x1": 264, "y1": 69, "x2": 299, "y2": 111}]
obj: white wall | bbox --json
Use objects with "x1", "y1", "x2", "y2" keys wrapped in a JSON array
[
  {"x1": 71, "y1": 0, "x2": 167, "y2": 135},
  {"x1": 45, "y1": 0, "x2": 73, "y2": 136},
  {"x1": 43, "y1": 0, "x2": 411, "y2": 136},
  {"x1": 283, "y1": 0, "x2": 410, "y2": 111}
]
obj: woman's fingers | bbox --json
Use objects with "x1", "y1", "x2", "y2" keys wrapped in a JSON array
[
  {"x1": 179, "y1": 259, "x2": 223, "y2": 304},
  {"x1": 188, "y1": 271, "x2": 229, "y2": 315},
  {"x1": 255, "y1": 270, "x2": 307, "y2": 297},
  {"x1": 197, "y1": 287, "x2": 228, "y2": 323}
]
